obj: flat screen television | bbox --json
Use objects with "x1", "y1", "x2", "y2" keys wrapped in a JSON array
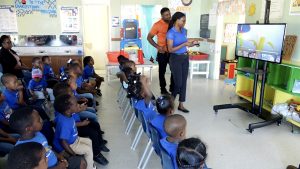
[{"x1": 235, "y1": 24, "x2": 286, "y2": 64}]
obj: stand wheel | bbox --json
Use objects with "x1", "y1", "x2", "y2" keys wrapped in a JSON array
[{"x1": 247, "y1": 128, "x2": 253, "y2": 133}]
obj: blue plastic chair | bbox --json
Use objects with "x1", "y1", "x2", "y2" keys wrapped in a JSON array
[{"x1": 160, "y1": 143, "x2": 174, "y2": 169}]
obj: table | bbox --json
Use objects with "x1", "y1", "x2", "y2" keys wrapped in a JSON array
[
  {"x1": 106, "y1": 60, "x2": 154, "y2": 82},
  {"x1": 189, "y1": 60, "x2": 210, "y2": 79}
]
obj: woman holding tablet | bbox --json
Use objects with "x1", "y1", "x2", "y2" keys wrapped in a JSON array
[{"x1": 167, "y1": 12, "x2": 198, "y2": 113}]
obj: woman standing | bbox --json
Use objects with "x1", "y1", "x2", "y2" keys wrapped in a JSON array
[
  {"x1": 0, "y1": 35, "x2": 30, "y2": 78},
  {"x1": 167, "y1": 12, "x2": 198, "y2": 113}
]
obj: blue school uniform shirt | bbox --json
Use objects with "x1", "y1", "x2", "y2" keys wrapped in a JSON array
[
  {"x1": 16, "y1": 132, "x2": 58, "y2": 168},
  {"x1": 134, "y1": 99, "x2": 157, "y2": 121},
  {"x1": 150, "y1": 114, "x2": 167, "y2": 138},
  {"x1": 43, "y1": 64, "x2": 55, "y2": 80},
  {"x1": 167, "y1": 27, "x2": 188, "y2": 54},
  {"x1": 3, "y1": 89, "x2": 20, "y2": 109},
  {"x1": 160, "y1": 137, "x2": 178, "y2": 169},
  {"x1": 76, "y1": 76, "x2": 84, "y2": 89},
  {"x1": 28, "y1": 79, "x2": 47, "y2": 91},
  {"x1": 83, "y1": 65, "x2": 94, "y2": 80},
  {"x1": 0, "y1": 101, "x2": 12, "y2": 122},
  {"x1": 53, "y1": 113, "x2": 78, "y2": 153}
]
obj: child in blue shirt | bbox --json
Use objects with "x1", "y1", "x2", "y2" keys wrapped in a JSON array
[
  {"x1": 0, "y1": 90, "x2": 13, "y2": 130},
  {"x1": 150, "y1": 94, "x2": 174, "y2": 138},
  {"x1": 9, "y1": 107, "x2": 86, "y2": 169},
  {"x1": 177, "y1": 138, "x2": 208, "y2": 169},
  {"x1": 42, "y1": 56, "x2": 59, "y2": 88},
  {"x1": 83, "y1": 56, "x2": 104, "y2": 96},
  {"x1": 6, "y1": 142, "x2": 49, "y2": 169},
  {"x1": 53, "y1": 94, "x2": 105, "y2": 168},
  {"x1": 160, "y1": 114, "x2": 187, "y2": 169},
  {"x1": 28, "y1": 69, "x2": 48, "y2": 100}
]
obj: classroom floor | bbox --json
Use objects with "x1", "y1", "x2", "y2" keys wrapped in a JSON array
[{"x1": 96, "y1": 68, "x2": 300, "y2": 169}]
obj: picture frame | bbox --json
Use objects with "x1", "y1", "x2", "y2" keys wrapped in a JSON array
[{"x1": 290, "y1": 0, "x2": 300, "y2": 15}]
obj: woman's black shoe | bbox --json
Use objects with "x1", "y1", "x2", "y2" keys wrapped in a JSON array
[
  {"x1": 178, "y1": 107, "x2": 190, "y2": 113},
  {"x1": 100, "y1": 145, "x2": 110, "y2": 152}
]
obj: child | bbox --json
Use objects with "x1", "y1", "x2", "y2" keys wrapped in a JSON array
[
  {"x1": 9, "y1": 107, "x2": 86, "y2": 169},
  {"x1": 150, "y1": 94, "x2": 174, "y2": 138},
  {"x1": 53, "y1": 82, "x2": 98, "y2": 123},
  {"x1": 32, "y1": 57, "x2": 43, "y2": 71},
  {"x1": 160, "y1": 114, "x2": 187, "y2": 169},
  {"x1": 6, "y1": 142, "x2": 48, "y2": 169},
  {"x1": 42, "y1": 56, "x2": 59, "y2": 88},
  {"x1": 0, "y1": 90, "x2": 13, "y2": 131},
  {"x1": 176, "y1": 138, "x2": 208, "y2": 169},
  {"x1": 53, "y1": 94, "x2": 105, "y2": 168},
  {"x1": 83, "y1": 56, "x2": 104, "y2": 96},
  {"x1": 28, "y1": 69, "x2": 48, "y2": 100}
]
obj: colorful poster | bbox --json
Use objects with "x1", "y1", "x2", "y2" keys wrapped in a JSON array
[
  {"x1": 223, "y1": 23, "x2": 237, "y2": 43},
  {"x1": 15, "y1": 0, "x2": 57, "y2": 17},
  {"x1": 60, "y1": 7, "x2": 80, "y2": 33},
  {"x1": 290, "y1": 0, "x2": 300, "y2": 15},
  {"x1": 0, "y1": 5, "x2": 18, "y2": 32}
]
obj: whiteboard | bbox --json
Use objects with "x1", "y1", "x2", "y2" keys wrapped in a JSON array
[{"x1": 0, "y1": 5, "x2": 18, "y2": 33}]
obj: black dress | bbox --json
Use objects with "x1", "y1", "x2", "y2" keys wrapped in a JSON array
[{"x1": 0, "y1": 48, "x2": 24, "y2": 78}]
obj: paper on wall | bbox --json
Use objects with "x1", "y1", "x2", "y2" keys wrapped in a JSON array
[
  {"x1": 260, "y1": 0, "x2": 285, "y2": 19},
  {"x1": 0, "y1": 5, "x2": 18, "y2": 33}
]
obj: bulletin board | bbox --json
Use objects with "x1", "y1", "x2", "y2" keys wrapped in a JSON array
[{"x1": 0, "y1": 5, "x2": 18, "y2": 33}]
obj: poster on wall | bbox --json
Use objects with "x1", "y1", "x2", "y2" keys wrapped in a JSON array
[
  {"x1": 260, "y1": 0, "x2": 284, "y2": 19},
  {"x1": 0, "y1": 5, "x2": 18, "y2": 32},
  {"x1": 223, "y1": 23, "x2": 237, "y2": 43},
  {"x1": 290, "y1": 0, "x2": 300, "y2": 15},
  {"x1": 60, "y1": 7, "x2": 80, "y2": 33},
  {"x1": 15, "y1": 0, "x2": 57, "y2": 17},
  {"x1": 112, "y1": 17, "x2": 120, "y2": 27}
]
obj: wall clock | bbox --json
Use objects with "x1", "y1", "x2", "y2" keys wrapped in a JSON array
[{"x1": 181, "y1": 0, "x2": 192, "y2": 6}]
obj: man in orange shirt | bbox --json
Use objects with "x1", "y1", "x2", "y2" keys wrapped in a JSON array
[{"x1": 147, "y1": 7, "x2": 174, "y2": 94}]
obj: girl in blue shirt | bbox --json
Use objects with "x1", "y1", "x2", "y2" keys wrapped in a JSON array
[
  {"x1": 167, "y1": 12, "x2": 198, "y2": 113},
  {"x1": 83, "y1": 56, "x2": 104, "y2": 96}
]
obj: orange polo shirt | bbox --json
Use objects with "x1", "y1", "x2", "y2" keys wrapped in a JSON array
[{"x1": 149, "y1": 19, "x2": 169, "y2": 51}]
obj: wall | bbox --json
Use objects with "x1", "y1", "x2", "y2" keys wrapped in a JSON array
[
  {"x1": 246, "y1": 0, "x2": 300, "y2": 61},
  {"x1": 0, "y1": 0, "x2": 82, "y2": 36}
]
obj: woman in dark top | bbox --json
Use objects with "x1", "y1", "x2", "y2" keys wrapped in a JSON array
[
  {"x1": 0, "y1": 35, "x2": 30, "y2": 78},
  {"x1": 167, "y1": 12, "x2": 198, "y2": 113}
]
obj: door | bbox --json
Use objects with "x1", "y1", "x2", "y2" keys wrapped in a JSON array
[{"x1": 83, "y1": 5, "x2": 109, "y2": 70}]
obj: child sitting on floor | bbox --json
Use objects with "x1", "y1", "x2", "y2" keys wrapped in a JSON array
[
  {"x1": 160, "y1": 114, "x2": 187, "y2": 169},
  {"x1": 177, "y1": 138, "x2": 208, "y2": 169},
  {"x1": 150, "y1": 94, "x2": 174, "y2": 138},
  {"x1": 6, "y1": 142, "x2": 48, "y2": 169},
  {"x1": 9, "y1": 107, "x2": 86, "y2": 169},
  {"x1": 53, "y1": 94, "x2": 106, "y2": 168},
  {"x1": 0, "y1": 90, "x2": 13, "y2": 131},
  {"x1": 83, "y1": 56, "x2": 104, "y2": 96},
  {"x1": 31, "y1": 57, "x2": 43, "y2": 71}
]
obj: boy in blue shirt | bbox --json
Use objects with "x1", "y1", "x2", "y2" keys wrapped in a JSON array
[
  {"x1": 0, "y1": 90, "x2": 13, "y2": 131},
  {"x1": 42, "y1": 56, "x2": 59, "y2": 88},
  {"x1": 9, "y1": 106, "x2": 85, "y2": 169},
  {"x1": 28, "y1": 69, "x2": 48, "y2": 100},
  {"x1": 150, "y1": 95, "x2": 174, "y2": 138},
  {"x1": 160, "y1": 114, "x2": 187, "y2": 169},
  {"x1": 53, "y1": 94, "x2": 104, "y2": 169},
  {"x1": 83, "y1": 56, "x2": 104, "y2": 96}
]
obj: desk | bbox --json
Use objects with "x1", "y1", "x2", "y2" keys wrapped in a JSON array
[
  {"x1": 106, "y1": 60, "x2": 154, "y2": 82},
  {"x1": 189, "y1": 60, "x2": 210, "y2": 79}
]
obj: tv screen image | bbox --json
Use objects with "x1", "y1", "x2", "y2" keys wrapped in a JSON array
[{"x1": 235, "y1": 24, "x2": 286, "y2": 63}]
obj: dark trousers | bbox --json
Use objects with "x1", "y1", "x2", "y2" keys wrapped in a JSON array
[
  {"x1": 169, "y1": 53, "x2": 189, "y2": 102},
  {"x1": 156, "y1": 52, "x2": 174, "y2": 92},
  {"x1": 77, "y1": 121, "x2": 105, "y2": 157}
]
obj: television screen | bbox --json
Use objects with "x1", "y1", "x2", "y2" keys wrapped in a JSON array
[{"x1": 235, "y1": 24, "x2": 286, "y2": 63}]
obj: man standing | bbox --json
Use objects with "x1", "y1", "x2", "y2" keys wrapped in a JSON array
[{"x1": 147, "y1": 7, "x2": 174, "y2": 94}]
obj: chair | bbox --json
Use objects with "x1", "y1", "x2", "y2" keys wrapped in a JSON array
[
  {"x1": 160, "y1": 145, "x2": 174, "y2": 169},
  {"x1": 138, "y1": 123, "x2": 162, "y2": 169}
]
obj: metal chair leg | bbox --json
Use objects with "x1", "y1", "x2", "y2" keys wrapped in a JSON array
[
  {"x1": 125, "y1": 114, "x2": 136, "y2": 135},
  {"x1": 140, "y1": 147, "x2": 154, "y2": 169},
  {"x1": 137, "y1": 139, "x2": 152, "y2": 169},
  {"x1": 122, "y1": 101, "x2": 130, "y2": 119},
  {"x1": 131, "y1": 125, "x2": 143, "y2": 150}
]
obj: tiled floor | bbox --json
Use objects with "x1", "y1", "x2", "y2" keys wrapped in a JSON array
[{"x1": 97, "y1": 68, "x2": 300, "y2": 169}]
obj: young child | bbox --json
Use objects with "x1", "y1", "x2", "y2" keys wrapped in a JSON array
[
  {"x1": 83, "y1": 56, "x2": 104, "y2": 96},
  {"x1": 28, "y1": 69, "x2": 48, "y2": 100},
  {"x1": 42, "y1": 56, "x2": 59, "y2": 88},
  {"x1": 0, "y1": 90, "x2": 13, "y2": 131},
  {"x1": 176, "y1": 138, "x2": 208, "y2": 169},
  {"x1": 32, "y1": 57, "x2": 43, "y2": 71},
  {"x1": 9, "y1": 107, "x2": 86, "y2": 169},
  {"x1": 6, "y1": 142, "x2": 48, "y2": 169},
  {"x1": 53, "y1": 94, "x2": 105, "y2": 168},
  {"x1": 53, "y1": 82, "x2": 99, "y2": 123},
  {"x1": 160, "y1": 114, "x2": 187, "y2": 169},
  {"x1": 150, "y1": 94, "x2": 174, "y2": 138}
]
